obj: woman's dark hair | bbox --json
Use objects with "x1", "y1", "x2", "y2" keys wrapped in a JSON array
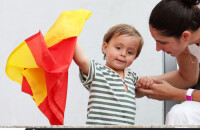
[{"x1": 149, "y1": 0, "x2": 200, "y2": 38}]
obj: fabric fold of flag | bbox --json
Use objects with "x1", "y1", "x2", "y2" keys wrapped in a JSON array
[{"x1": 5, "y1": 9, "x2": 92, "y2": 125}]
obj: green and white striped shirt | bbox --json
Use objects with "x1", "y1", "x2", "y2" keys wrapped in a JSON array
[{"x1": 80, "y1": 60, "x2": 138, "y2": 125}]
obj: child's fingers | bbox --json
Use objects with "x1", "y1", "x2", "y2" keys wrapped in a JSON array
[
  {"x1": 146, "y1": 78, "x2": 153, "y2": 87},
  {"x1": 150, "y1": 80, "x2": 154, "y2": 85},
  {"x1": 145, "y1": 80, "x2": 151, "y2": 87},
  {"x1": 137, "y1": 76, "x2": 154, "y2": 89},
  {"x1": 143, "y1": 76, "x2": 149, "y2": 88},
  {"x1": 137, "y1": 77, "x2": 145, "y2": 87},
  {"x1": 136, "y1": 79, "x2": 141, "y2": 87},
  {"x1": 136, "y1": 82, "x2": 141, "y2": 87},
  {"x1": 137, "y1": 77, "x2": 143, "y2": 87}
]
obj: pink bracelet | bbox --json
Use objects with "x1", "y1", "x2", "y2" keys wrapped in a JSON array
[{"x1": 185, "y1": 88, "x2": 195, "y2": 101}]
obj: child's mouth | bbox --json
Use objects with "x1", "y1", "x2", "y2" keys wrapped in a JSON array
[{"x1": 116, "y1": 59, "x2": 125, "y2": 63}]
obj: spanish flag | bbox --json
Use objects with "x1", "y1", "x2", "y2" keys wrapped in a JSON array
[{"x1": 5, "y1": 9, "x2": 91, "y2": 125}]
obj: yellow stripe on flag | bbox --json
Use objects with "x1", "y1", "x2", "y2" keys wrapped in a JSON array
[
  {"x1": 44, "y1": 9, "x2": 92, "y2": 47},
  {"x1": 6, "y1": 41, "x2": 38, "y2": 84},
  {"x1": 22, "y1": 68, "x2": 47, "y2": 106}
]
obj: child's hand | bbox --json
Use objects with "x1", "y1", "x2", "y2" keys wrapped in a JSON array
[{"x1": 136, "y1": 76, "x2": 154, "y2": 89}]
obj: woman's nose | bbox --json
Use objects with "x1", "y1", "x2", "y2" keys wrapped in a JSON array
[{"x1": 156, "y1": 42, "x2": 162, "y2": 52}]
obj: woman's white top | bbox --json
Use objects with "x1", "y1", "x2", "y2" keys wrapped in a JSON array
[{"x1": 188, "y1": 44, "x2": 200, "y2": 63}]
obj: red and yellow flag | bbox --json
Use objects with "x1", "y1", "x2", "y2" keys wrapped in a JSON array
[{"x1": 5, "y1": 9, "x2": 91, "y2": 125}]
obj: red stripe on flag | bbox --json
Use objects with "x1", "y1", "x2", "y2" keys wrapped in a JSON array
[
  {"x1": 38, "y1": 97, "x2": 61, "y2": 125},
  {"x1": 25, "y1": 31, "x2": 44, "y2": 67},
  {"x1": 22, "y1": 76, "x2": 33, "y2": 96},
  {"x1": 23, "y1": 31, "x2": 77, "y2": 125}
]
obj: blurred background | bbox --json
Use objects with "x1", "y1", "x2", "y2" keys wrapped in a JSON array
[{"x1": 0, "y1": 0, "x2": 163, "y2": 126}]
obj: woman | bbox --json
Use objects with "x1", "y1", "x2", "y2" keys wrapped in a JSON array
[{"x1": 137, "y1": 0, "x2": 200, "y2": 125}]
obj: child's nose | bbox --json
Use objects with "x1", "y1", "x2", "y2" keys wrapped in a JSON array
[{"x1": 120, "y1": 50, "x2": 126, "y2": 56}]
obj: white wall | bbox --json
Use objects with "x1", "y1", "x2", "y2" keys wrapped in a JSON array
[{"x1": 0, "y1": 0, "x2": 163, "y2": 126}]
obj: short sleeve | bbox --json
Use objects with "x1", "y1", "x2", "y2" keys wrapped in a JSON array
[
  {"x1": 79, "y1": 60, "x2": 95, "y2": 90},
  {"x1": 132, "y1": 72, "x2": 138, "y2": 86}
]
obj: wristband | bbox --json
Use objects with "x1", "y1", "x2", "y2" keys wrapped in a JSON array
[{"x1": 185, "y1": 88, "x2": 195, "y2": 101}]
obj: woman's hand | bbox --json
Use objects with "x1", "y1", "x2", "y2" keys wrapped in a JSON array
[{"x1": 136, "y1": 79, "x2": 185, "y2": 101}]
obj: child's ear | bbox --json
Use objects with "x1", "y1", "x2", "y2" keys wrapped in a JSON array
[{"x1": 102, "y1": 42, "x2": 108, "y2": 54}]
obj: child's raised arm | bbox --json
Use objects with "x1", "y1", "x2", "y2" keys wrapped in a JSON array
[{"x1": 73, "y1": 41, "x2": 90, "y2": 75}]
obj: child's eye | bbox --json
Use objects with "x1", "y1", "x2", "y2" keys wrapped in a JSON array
[
  {"x1": 116, "y1": 46, "x2": 121, "y2": 50},
  {"x1": 128, "y1": 51, "x2": 133, "y2": 55}
]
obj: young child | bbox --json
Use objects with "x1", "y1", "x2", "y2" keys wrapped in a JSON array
[{"x1": 73, "y1": 24, "x2": 144, "y2": 125}]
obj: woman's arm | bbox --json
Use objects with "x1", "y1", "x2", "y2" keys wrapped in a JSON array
[
  {"x1": 137, "y1": 47, "x2": 199, "y2": 101},
  {"x1": 137, "y1": 79, "x2": 200, "y2": 102},
  {"x1": 73, "y1": 40, "x2": 90, "y2": 75},
  {"x1": 151, "y1": 48, "x2": 199, "y2": 89}
]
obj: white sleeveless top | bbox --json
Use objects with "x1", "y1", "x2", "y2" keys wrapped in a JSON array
[{"x1": 188, "y1": 44, "x2": 200, "y2": 63}]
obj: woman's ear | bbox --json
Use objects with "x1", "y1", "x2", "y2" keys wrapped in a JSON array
[
  {"x1": 181, "y1": 31, "x2": 191, "y2": 41},
  {"x1": 102, "y1": 42, "x2": 108, "y2": 54}
]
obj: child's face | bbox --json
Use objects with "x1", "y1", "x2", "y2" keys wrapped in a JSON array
[{"x1": 103, "y1": 34, "x2": 140, "y2": 71}]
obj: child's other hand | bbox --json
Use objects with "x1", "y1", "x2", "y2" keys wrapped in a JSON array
[{"x1": 136, "y1": 76, "x2": 153, "y2": 89}]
